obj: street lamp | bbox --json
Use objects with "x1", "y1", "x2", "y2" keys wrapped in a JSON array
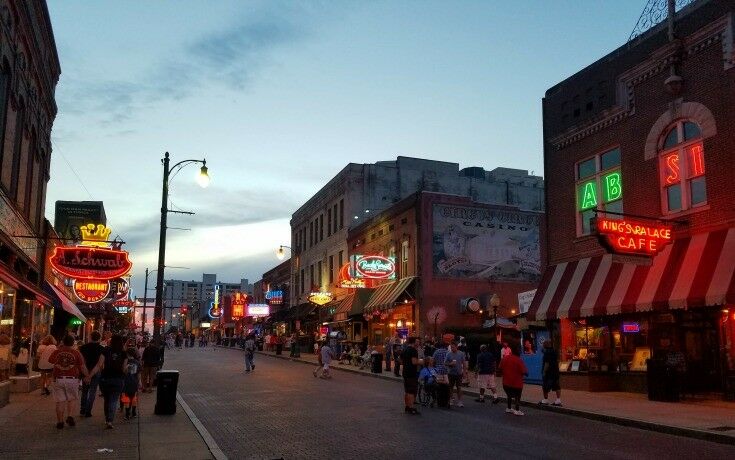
[
  {"x1": 489, "y1": 293, "x2": 500, "y2": 341},
  {"x1": 154, "y1": 152, "x2": 210, "y2": 340},
  {"x1": 276, "y1": 245, "x2": 291, "y2": 261}
]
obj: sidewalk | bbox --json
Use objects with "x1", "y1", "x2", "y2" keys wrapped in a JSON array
[
  {"x1": 0, "y1": 385, "x2": 216, "y2": 459},
  {"x1": 245, "y1": 346, "x2": 735, "y2": 445}
]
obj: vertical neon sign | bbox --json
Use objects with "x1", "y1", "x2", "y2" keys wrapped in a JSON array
[
  {"x1": 603, "y1": 171, "x2": 622, "y2": 202},
  {"x1": 579, "y1": 181, "x2": 597, "y2": 210}
]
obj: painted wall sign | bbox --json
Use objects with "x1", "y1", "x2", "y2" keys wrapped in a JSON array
[
  {"x1": 432, "y1": 204, "x2": 541, "y2": 281},
  {"x1": 49, "y1": 247, "x2": 132, "y2": 280},
  {"x1": 517, "y1": 289, "x2": 537, "y2": 314},
  {"x1": 265, "y1": 290, "x2": 283, "y2": 305},
  {"x1": 595, "y1": 217, "x2": 672, "y2": 256},
  {"x1": 309, "y1": 291, "x2": 333, "y2": 306},
  {"x1": 73, "y1": 279, "x2": 111, "y2": 303},
  {"x1": 350, "y1": 255, "x2": 396, "y2": 280},
  {"x1": 231, "y1": 292, "x2": 247, "y2": 318},
  {"x1": 247, "y1": 304, "x2": 270, "y2": 316}
]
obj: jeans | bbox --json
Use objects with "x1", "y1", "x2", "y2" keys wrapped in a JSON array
[
  {"x1": 245, "y1": 352, "x2": 254, "y2": 371},
  {"x1": 101, "y1": 377, "x2": 125, "y2": 423},
  {"x1": 80, "y1": 374, "x2": 101, "y2": 415}
]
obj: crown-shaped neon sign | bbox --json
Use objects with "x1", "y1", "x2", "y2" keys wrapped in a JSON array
[{"x1": 80, "y1": 223, "x2": 112, "y2": 248}]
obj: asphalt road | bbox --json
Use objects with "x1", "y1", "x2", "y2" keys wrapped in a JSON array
[{"x1": 165, "y1": 347, "x2": 735, "y2": 460}]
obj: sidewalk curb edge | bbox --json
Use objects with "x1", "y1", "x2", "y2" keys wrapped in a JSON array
[{"x1": 177, "y1": 392, "x2": 229, "y2": 460}]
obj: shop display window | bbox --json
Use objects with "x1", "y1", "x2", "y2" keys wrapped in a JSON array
[
  {"x1": 11, "y1": 299, "x2": 34, "y2": 376},
  {"x1": 0, "y1": 283, "x2": 16, "y2": 382}
]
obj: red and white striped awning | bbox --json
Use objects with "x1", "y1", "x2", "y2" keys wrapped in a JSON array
[{"x1": 528, "y1": 228, "x2": 735, "y2": 320}]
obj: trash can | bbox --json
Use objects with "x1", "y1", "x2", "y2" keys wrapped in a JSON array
[
  {"x1": 646, "y1": 360, "x2": 679, "y2": 402},
  {"x1": 371, "y1": 352, "x2": 383, "y2": 374},
  {"x1": 155, "y1": 370, "x2": 179, "y2": 415}
]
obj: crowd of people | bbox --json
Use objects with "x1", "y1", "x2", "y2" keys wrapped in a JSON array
[{"x1": 37, "y1": 331, "x2": 166, "y2": 430}]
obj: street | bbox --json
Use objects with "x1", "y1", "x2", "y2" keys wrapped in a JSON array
[{"x1": 166, "y1": 348, "x2": 735, "y2": 460}]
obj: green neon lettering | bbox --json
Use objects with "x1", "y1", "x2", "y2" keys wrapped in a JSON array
[
  {"x1": 604, "y1": 171, "x2": 622, "y2": 202},
  {"x1": 579, "y1": 181, "x2": 597, "y2": 210}
]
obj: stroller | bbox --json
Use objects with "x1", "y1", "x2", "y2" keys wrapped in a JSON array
[{"x1": 357, "y1": 349, "x2": 373, "y2": 370}]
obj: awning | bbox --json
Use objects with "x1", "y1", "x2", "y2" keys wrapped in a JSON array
[
  {"x1": 45, "y1": 282, "x2": 87, "y2": 323},
  {"x1": 528, "y1": 228, "x2": 735, "y2": 320},
  {"x1": 364, "y1": 276, "x2": 417, "y2": 313},
  {"x1": 285, "y1": 303, "x2": 317, "y2": 321},
  {"x1": 333, "y1": 289, "x2": 375, "y2": 321}
]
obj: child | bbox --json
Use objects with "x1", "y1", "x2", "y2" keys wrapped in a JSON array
[{"x1": 122, "y1": 347, "x2": 141, "y2": 420}]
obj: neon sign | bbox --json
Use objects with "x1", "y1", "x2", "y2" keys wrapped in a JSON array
[
  {"x1": 265, "y1": 290, "x2": 283, "y2": 305},
  {"x1": 579, "y1": 181, "x2": 597, "y2": 210},
  {"x1": 111, "y1": 278, "x2": 129, "y2": 301},
  {"x1": 73, "y1": 279, "x2": 111, "y2": 303},
  {"x1": 208, "y1": 285, "x2": 222, "y2": 318},
  {"x1": 663, "y1": 153, "x2": 680, "y2": 184},
  {"x1": 247, "y1": 304, "x2": 270, "y2": 316},
  {"x1": 49, "y1": 247, "x2": 132, "y2": 280},
  {"x1": 339, "y1": 263, "x2": 366, "y2": 288},
  {"x1": 622, "y1": 322, "x2": 640, "y2": 333},
  {"x1": 688, "y1": 143, "x2": 705, "y2": 177},
  {"x1": 595, "y1": 217, "x2": 672, "y2": 256},
  {"x1": 350, "y1": 255, "x2": 396, "y2": 280},
  {"x1": 309, "y1": 291, "x2": 333, "y2": 306},
  {"x1": 231, "y1": 292, "x2": 247, "y2": 319},
  {"x1": 80, "y1": 223, "x2": 112, "y2": 248},
  {"x1": 578, "y1": 171, "x2": 623, "y2": 211}
]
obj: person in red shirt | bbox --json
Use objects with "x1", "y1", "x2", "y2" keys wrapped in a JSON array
[
  {"x1": 497, "y1": 344, "x2": 528, "y2": 416},
  {"x1": 48, "y1": 335, "x2": 89, "y2": 429}
]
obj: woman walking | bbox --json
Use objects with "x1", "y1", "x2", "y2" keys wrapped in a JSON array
[
  {"x1": 89, "y1": 334, "x2": 128, "y2": 429},
  {"x1": 37, "y1": 335, "x2": 57, "y2": 396},
  {"x1": 498, "y1": 344, "x2": 528, "y2": 416}
]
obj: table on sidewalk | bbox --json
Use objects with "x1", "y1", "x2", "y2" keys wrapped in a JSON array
[{"x1": 0, "y1": 386, "x2": 214, "y2": 459}]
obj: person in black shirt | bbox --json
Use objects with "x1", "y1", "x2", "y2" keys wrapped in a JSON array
[
  {"x1": 401, "y1": 337, "x2": 422, "y2": 415},
  {"x1": 540, "y1": 340, "x2": 562, "y2": 406},
  {"x1": 79, "y1": 331, "x2": 105, "y2": 417}
]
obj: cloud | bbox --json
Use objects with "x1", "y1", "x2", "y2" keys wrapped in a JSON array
[{"x1": 56, "y1": 4, "x2": 312, "y2": 125}]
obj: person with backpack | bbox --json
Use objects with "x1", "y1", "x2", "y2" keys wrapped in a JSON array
[
  {"x1": 244, "y1": 335, "x2": 255, "y2": 372},
  {"x1": 121, "y1": 347, "x2": 141, "y2": 420},
  {"x1": 89, "y1": 334, "x2": 128, "y2": 429},
  {"x1": 48, "y1": 335, "x2": 89, "y2": 429}
]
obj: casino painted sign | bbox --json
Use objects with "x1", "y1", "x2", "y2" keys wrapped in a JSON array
[
  {"x1": 595, "y1": 217, "x2": 672, "y2": 256},
  {"x1": 49, "y1": 247, "x2": 132, "y2": 280},
  {"x1": 73, "y1": 279, "x2": 111, "y2": 303},
  {"x1": 350, "y1": 255, "x2": 396, "y2": 280}
]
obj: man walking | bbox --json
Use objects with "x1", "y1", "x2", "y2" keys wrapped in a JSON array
[
  {"x1": 48, "y1": 335, "x2": 89, "y2": 429},
  {"x1": 79, "y1": 331, "x2": 105, "y2": 417},
  {"x1": 317, "y1": 341, "x2": 334, "y2": 379},
  {"x1": 475, "y1": 344, "x2": 499, "y2": 404},
  {"x1": 445, "y1": 341, "x2": 467, "y2": 407},
  {"x1": 244, "y1": 335, "x2": 256, "y2": 372},
  {"x1": 540, "y1": 340, "x2": 562, "y2": 406},
  {"x1": 141, "y1": 339, "x2": 161, "y2": 393},
  {"x1": 401, "y1": 337, "x2": 422, "y2": 414}
]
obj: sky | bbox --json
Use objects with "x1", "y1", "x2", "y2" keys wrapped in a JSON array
[{"x1": 45, "y1": 0, "x2": 650, "y2": 297}]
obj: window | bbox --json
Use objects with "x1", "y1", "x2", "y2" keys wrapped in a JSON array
[
  {"x1": 309, "y1": 221, "x2": 313, "y2": 247},
  {"x1": 401, "y1": 240, "x2": 409, "y2": 277},
  {"x1": 309, "y1": 265, "x2": 314, "y2": 290},
  {"x1": 328, "y1": 255, "x2": 334, "y2": 284},
  {"x1": 575, "y1": 147, "x2": 623, "y2": 235},
  {"x1": 317, "y1": 261, "x2": 322, "y2": 286},
  {"x1": 338, "y1": 250, "x2": 343, "y2": 268},
  {"x1": 339, "y1": 199, "x2": 344, "y2": 228},
  {"x1": 659, "y1": 120, "x2": 706, "y2": 213},
  {"x1": 319, "y1": 214, "x2": 323, "y2": 241},
  {"x1": 300, "y1": 269, "x2": 305, "y2": 294},
  {"x1": 0, "y1": 70, "x2": 9, "y2": 182},
  {"x1": 333, "y1": 203, "x2": 338, "y2": 233},
  {"x1": 327, "y1": 209, "x2": 332, "y2": 237}
]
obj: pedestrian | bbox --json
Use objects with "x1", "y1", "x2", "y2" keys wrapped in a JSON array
[
  {"x1": 501, "y1": 341, "x2": 512, "y2": 360},
  {"x1": 418, "y1": 358, "x2": 437, "y2": 407},
  {"x1": 316, "y1": 341, "x2": 334, "y2": 379},
  {"x1": 445, "y1": 341, "x2": 467, "y2": 407},
  {"x1": 244, "y1": 335, "x2": 255, "y2": 372},
  {"x1": 401, "y1": 337, "x2": 422, "y2": 414},
  {"x1": 540, "y1": 340, "x2": 562, "y2": 406},
  {"x1": 141, "y1": 339, "x2": 160, "y2": 392},
  {"x1": 37, "y1": 335, "x2": 57, "y2": 396},
  {"x1": 100, "y1": 331, "x2": 112, "y2": 347},
  {"x1": 79, "y1": 331, "x2": 105, "y2": 417},
  {"x1": 90, "y1": 334, "x2": 128, "y2": 429},
  {"x1": 393, "y1": 341, "x2": 403, "y2": 377},
  {"x1": 122, "y1": 347, "x2": 141, "y2": 420},
  {"x1": 313, "y1": 341, "x2": 323, "y2": 377},
  {"x1": 498, "y1": 344, "x2": 528, "y2": 416},
  {"x1": 48, "y1": 335, "x2": 89, "y2": 429},
  {"x1": 475, "y1": 344, "x2": 499, "y2": 404},
  {"x1": 432, "y1": 341, "x2": 451, "y2": 408}
]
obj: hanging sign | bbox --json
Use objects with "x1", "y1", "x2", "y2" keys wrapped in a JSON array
[
  {"x1": 338, "y1": 263, "x2": 366, "y2": 288},
  {"x1": 111, "y1": 277, "x2": 130, "y2": 301},
  {"x1": 49, "y1": 247, "x2": 132, "y2": 280},
  {"x1": 73, "y1": 279, "x2": 111, "y2": 303},
  {"x1": 208, "y1": 285, "x2": 222, "y2": 318},
  {"x1": 309, "y1": 291, "x2": 333, "y2": 306},
  {"x1": 595, "y1": 217, "x2": 672, "y2": 256},
  {"x1": 265, "y1": 290, "x2": 283, "y2": 305},
  {"x1": 80, "y1": 223, "x2": 113, "y2": 248},
  {"x1": 247, "y1": 304, "x2": 270, "y2": 316},
  {"x1": 350, "y1": 255, "x2": 396, "y2": 280},
  {"x1": 231, "y1": 292, "x2": 247, "y2": 319}
]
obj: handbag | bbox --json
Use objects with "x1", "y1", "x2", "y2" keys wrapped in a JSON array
[{"x1": 436, "y1": 373, "x2": 449, "y2": 385}]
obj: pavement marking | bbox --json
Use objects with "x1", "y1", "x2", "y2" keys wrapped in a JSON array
[{"x1": 177, "y1": 391, "x2": 228, "y2": 460}]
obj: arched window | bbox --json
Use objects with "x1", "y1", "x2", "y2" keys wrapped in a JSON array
[{"x1": 659, "y1": 120, "x2": 706, "y2": 213}]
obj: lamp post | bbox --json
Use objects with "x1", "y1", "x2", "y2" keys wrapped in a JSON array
[
  {"x1": 154, "y1": 152, "x2": 209, "y2": 340},
  {"x1": 489, "y1": 293, "x2": 500, "y2": 341},
  {"x1": 276, "y1": 245, "x2": 291, "y2": 261}
]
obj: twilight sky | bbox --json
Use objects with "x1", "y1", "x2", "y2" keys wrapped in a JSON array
[{"x1": 45, "y1": 0, "x2": 647, "y2": 297}]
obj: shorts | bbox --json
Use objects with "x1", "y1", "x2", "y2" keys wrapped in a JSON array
[
  {"x1": 477, "y1": 374, "x2": 496, "y2": 391},
  {"x1": 403, "y1": 377, "x2": 418, "y2": 395},
  {"x1": 542, "y1": 375, "x2": 561, "y2": 392},
  {"x1": 52, "y1": 378, "x2": 79, "y2": 402},
  {"x1": 448, "y1": 374, "x2": 462, "y2": 389},
  {"x1": 121, "y1": 393, "x2": 138, "y2": 405}
]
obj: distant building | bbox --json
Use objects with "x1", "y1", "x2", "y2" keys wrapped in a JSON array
[{"x1": 289, "y1": 156, "x2": 544, "y2": 334}]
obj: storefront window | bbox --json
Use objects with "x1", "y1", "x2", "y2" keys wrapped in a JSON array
[
  {"x1": 0, "y1": 283, "x2": 16, "y2": 382},
  {"x1": 11, "y1": 298, "x2": 33, "y2": 376}
]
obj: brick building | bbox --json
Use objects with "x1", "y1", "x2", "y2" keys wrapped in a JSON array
[{"x1": 529, "y1": 0, "x2": 735, "y2": 398}]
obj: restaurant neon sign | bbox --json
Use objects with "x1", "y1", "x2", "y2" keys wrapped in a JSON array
[
  {"x1": 350, "y1": 255, "x2": 396, "y2": 280},
  {"x1": 595, "y1": 217, "x2": 672, "y2": 256},
  {"x1": 49, "y1": 246, "x2": 132, "y2": 280}
]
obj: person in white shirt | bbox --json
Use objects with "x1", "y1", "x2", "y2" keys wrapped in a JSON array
[{"x1": 37, "y1": 335, "x2": 57, "y2": 395}]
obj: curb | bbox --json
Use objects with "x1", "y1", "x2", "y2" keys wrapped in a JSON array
[
  {"x1": 226, "y1": 347, "x2": 735, "y2": 446},
  {"x1": 177, "y1": 392, "x2": 228, "y2": 460}
]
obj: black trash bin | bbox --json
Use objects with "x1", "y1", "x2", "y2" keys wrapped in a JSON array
[
  {"x1": 647, "y1": 359, "x2": 679, "y2": 402},
  {"x1": 371, "y1": 352, "x2": 383, "y2": 373},
  {"x1": 155, "y1": 370, "x2": 179, "y2": 415}
]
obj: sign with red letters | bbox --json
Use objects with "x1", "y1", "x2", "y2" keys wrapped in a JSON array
[{"x1": 595, "y1": 217, "x2": 672, "y2": 256}]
